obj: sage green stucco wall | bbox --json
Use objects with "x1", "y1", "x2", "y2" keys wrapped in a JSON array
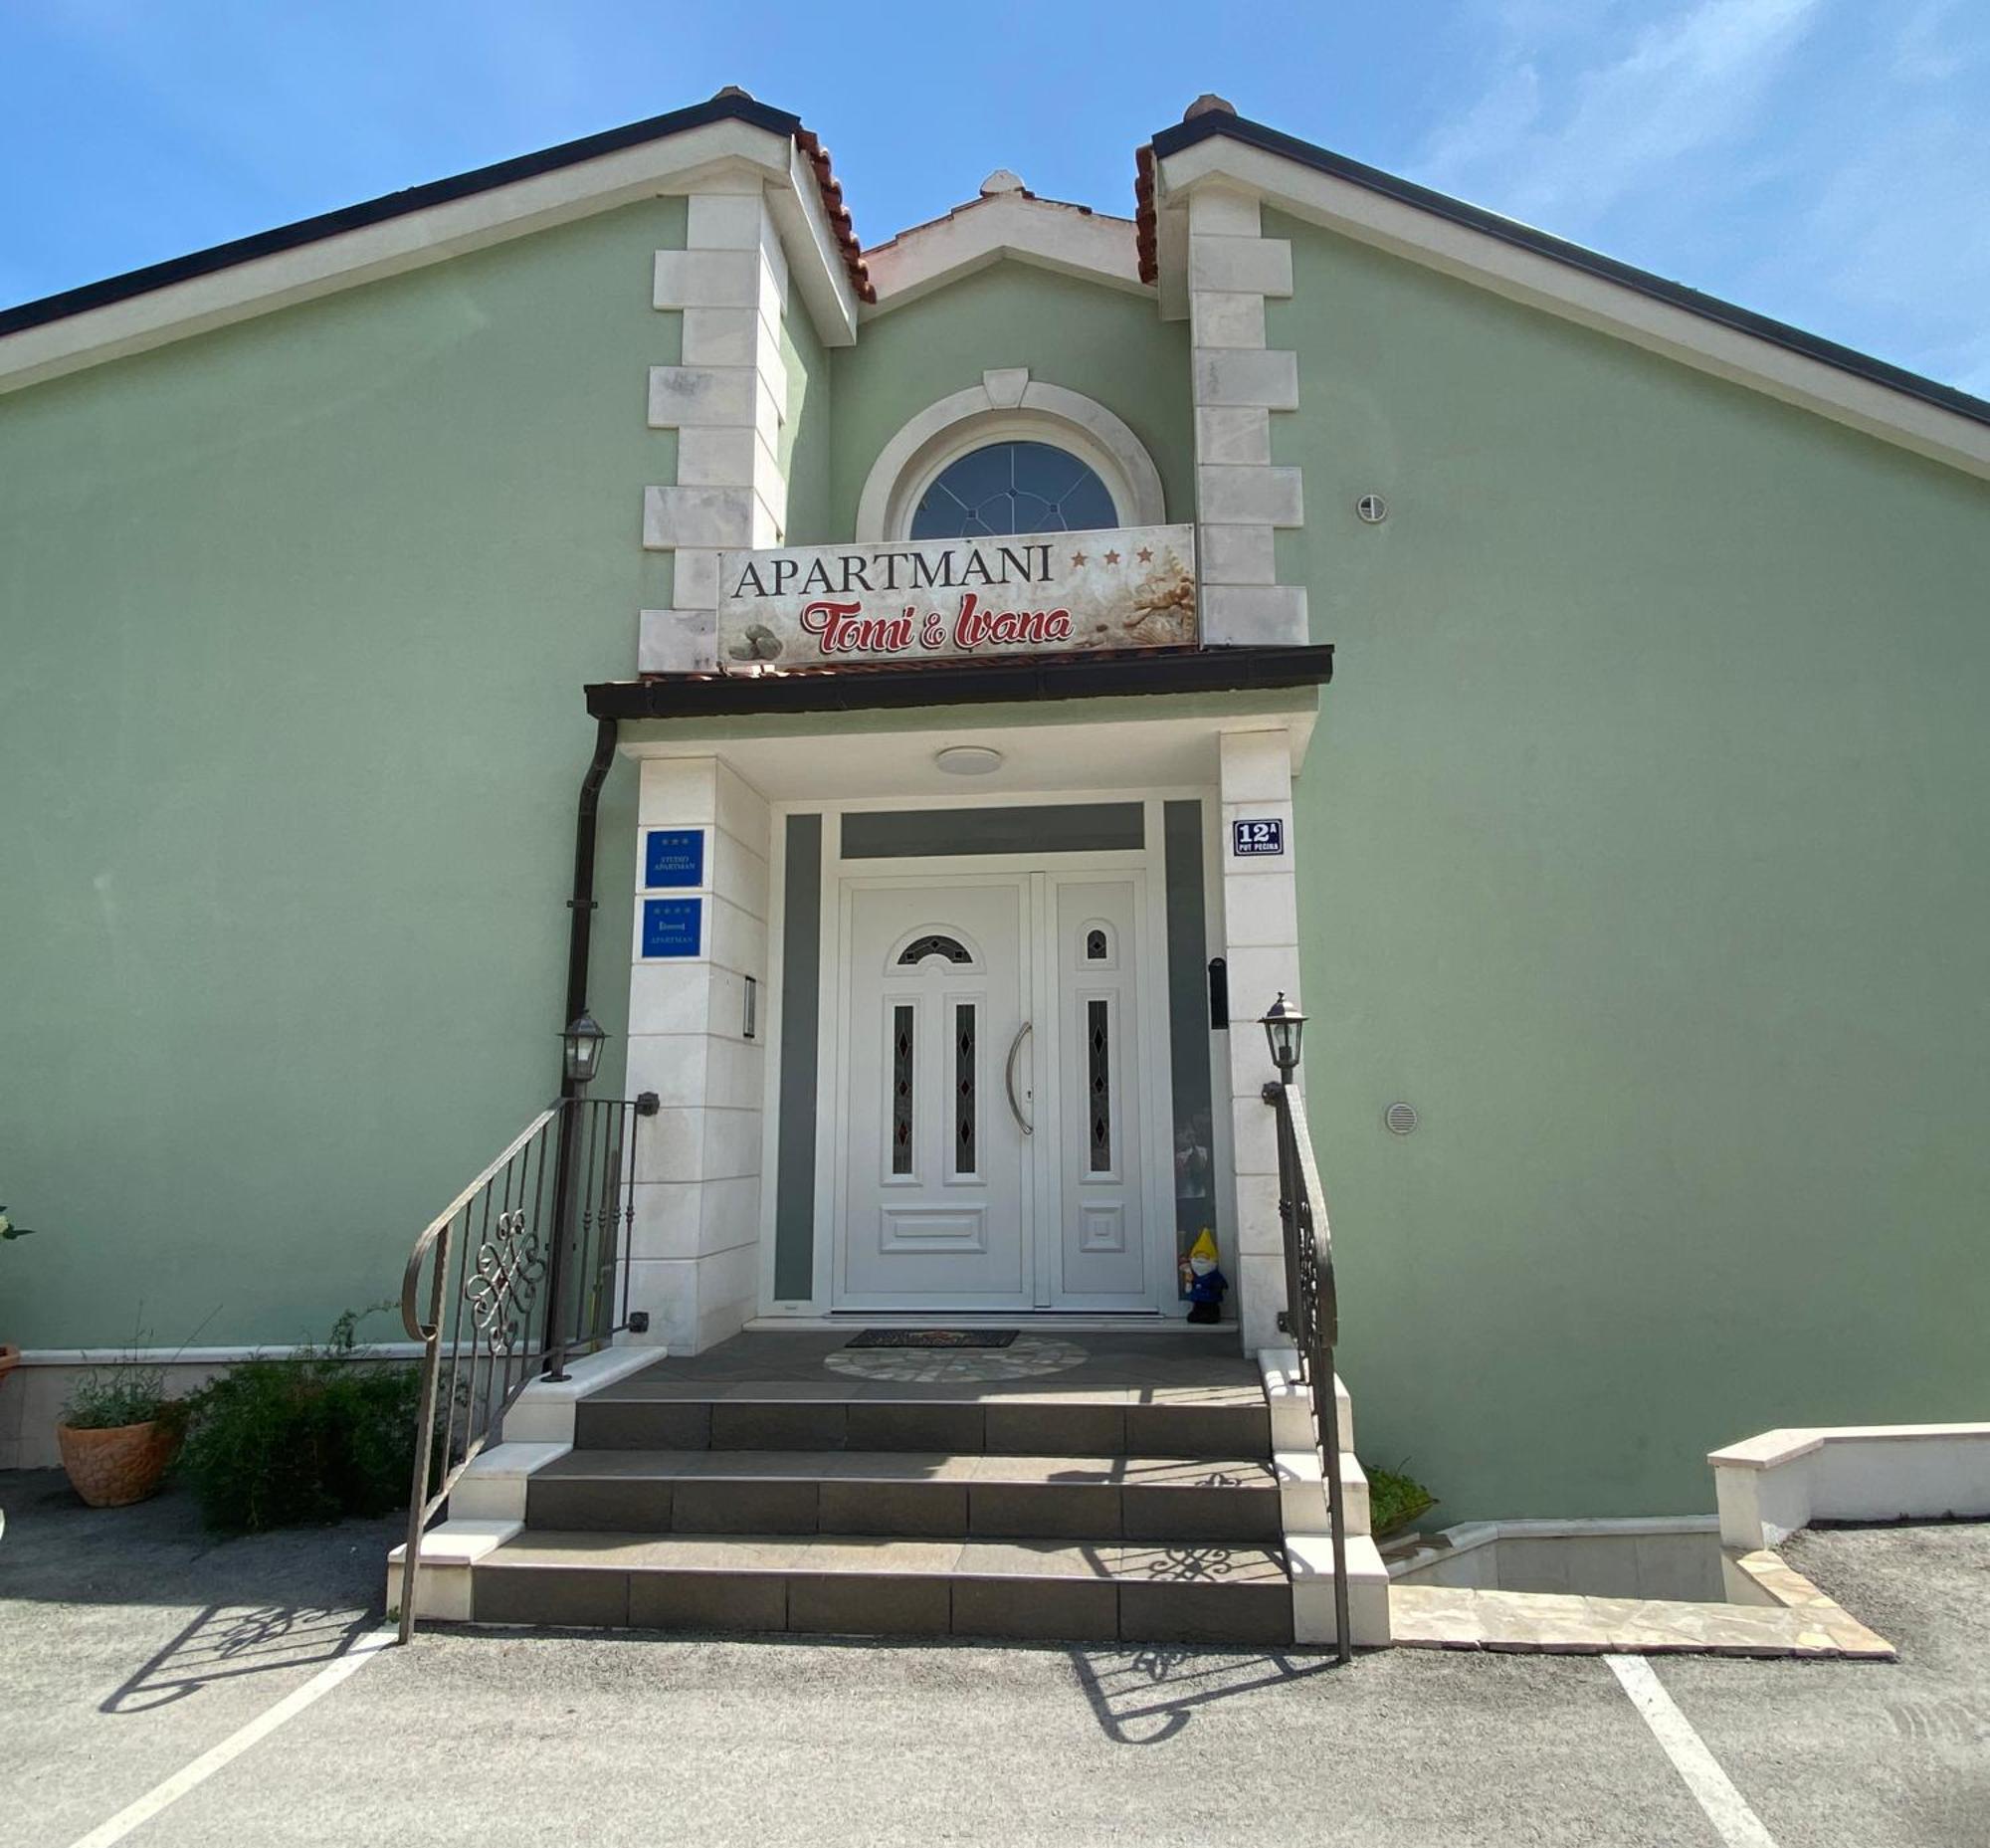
[
  {"x1": 0, "y1": 197, "x2": 687, "y2": 1347},
  {"x1": 826, "y1": 263, "x2": 1193, "y2": 538},
  {"x1": 1266, "y1": 212, "x2": 1990, "y2": 1522},
  {"x1": 780, "y1": 287, "x2": 834, "y2": 546}
]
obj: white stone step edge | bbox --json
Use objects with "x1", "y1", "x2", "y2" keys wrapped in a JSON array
[
  {"x1": 1289, "y1": 1532, "x2": 1393, "y2": 1647},
  {"x1": 1274, "y1": 1446, "x2": 1370, "y2": 1539},
  {"x1": 388, "y1": 1342, "x2": 666, "y2": 1619},
  {"x1": 386, "y1": 1518, "x2": 521, "y2": 1623},
  {"x1": 446, "y1": 1441, "x2": 573, "y2": 1522},
  {"x1": 499, "y1": 1341, "x2": 668, "y2": 1445},
  {"x1": 1258, "y1": 1346, "x2": 1354, "y2": 1457}
]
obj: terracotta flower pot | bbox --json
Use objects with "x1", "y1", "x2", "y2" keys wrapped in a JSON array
[{"x1": 57, "y1": 1418, "x2": 181, "y2": 1508}]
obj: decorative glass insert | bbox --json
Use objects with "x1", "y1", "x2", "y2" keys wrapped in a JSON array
[
  {"x1": 954, "y1": 1003, "x2": 977, "y2": 1175},
  {"x1": 1085, "y1": 928, "x2": 1108, "y2": 961},
  {"x1": 1088, "y1": 999, "x2": 1111, "y2": 1172},
  {"x1": 910, "y1": 441, "x2": 1117, "y2": 540},
  {"x1": 897, "y1": 932, "x2": 972, "y2": 967},
  {"x1": 892, "y1": 1005, "x2": 915, "y2": 1175}
]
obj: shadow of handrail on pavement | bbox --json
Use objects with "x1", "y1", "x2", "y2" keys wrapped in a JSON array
[
  {"x1": 100, "y1": 1602, "x2": 376, "y2": 1714},
  {"x1": 1069, "y1": 1643, "x2": 1343, "y2": 1745}
]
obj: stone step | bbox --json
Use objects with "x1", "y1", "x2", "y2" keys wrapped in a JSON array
[
  {"x1": 392, "y1": 1520, "x2": 1395, "y2": 1647},
  {"x1": 570, "y1": 1388, "x2": 1272, "y2": 1460},
  {"x1": 522, "y1": 1450, "x2": 1283, "y2": 1543},
  {"x1": 468, "y1": 1531, "x2": 1298, "y2": 1645}
]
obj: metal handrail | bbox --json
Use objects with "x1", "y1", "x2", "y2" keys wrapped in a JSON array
[
  {"x1": 1264, "y1": 1076, "x2": 1351, "y2": 1664},
  {"x1": 400, "y1": 1107, "x2": 560, "y2": 1345},
  {"x1": 395, "y1": 1094, "x2": 648, "y2": 1642}
]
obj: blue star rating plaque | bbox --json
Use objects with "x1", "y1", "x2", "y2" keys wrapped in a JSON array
[
  {"x1": 642, "y1": 897, "x2": 701, "y2": 958},
  {"x1": 644, "y1": 827, "x2": 705, "y2": 889}
]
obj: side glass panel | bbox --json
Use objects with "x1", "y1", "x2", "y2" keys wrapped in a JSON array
[
  {"x1": 954, "y1": 1003, "x2": 977, "y2": 1176},
  {"x1": 1087, "y1": 998, "x2": 1112, "y2": 1173},
  {"x1": 1162, "y1": 801, "x2": 1215, "y2": 1293},
  {"x1": 774, "y1": 814, "x2": 822, "y2": 1300},
  {"x1": 891, "y1": 1005, "x2": 915, "y2": 1176},
  {"x1": 842, "y1": 804, "x2": 1143, "y2": 859}
]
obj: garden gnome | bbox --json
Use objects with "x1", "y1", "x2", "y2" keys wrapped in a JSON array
[{"x1": 1180, "y1": 1228, "x2": 1228, "y2": 1324}]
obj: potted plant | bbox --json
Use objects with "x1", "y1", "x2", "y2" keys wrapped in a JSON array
[
  {"x1": 1366, "y1": 1461, "x2": 1438, "y2": 1542},
  {"x1": 57, "y1": 1365, "x2": 187, "y2": 1508},
  {"x1": 0, "y1": 1201, "x2": 34, "y2": 1393}
]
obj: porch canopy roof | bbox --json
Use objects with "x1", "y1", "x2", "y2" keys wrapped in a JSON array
[{"x1": 584, "y1": 643, "x2": 1333, "y2": 722}]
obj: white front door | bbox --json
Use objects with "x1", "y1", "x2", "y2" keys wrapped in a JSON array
[
  {"x1": 839, "y1": 879, "x2": 1034, "y2": 1308},
  {"x1": 834, "y1": 869, "x2": 1163, "y2": 1313}
]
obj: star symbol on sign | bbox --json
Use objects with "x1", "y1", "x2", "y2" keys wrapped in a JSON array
[
  {"x1": 1136, "y1": 546, "x2": 1153, "y2": 563},
  {"x1": 1103, "y1": 549, "x2": 1121, "y2": 565},
  {"x1": 1071, "y1": 551, "x2": 1088, "y2": 567}
]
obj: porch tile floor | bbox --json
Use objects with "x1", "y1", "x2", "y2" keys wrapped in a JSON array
[{"x1": 592, "y1": 1331, "x2": 1264, "y2": 1405}]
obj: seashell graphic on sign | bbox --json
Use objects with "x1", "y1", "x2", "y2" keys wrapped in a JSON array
[{"x1": 715, "y1": 525, "x2": 1198, "y2": 670}]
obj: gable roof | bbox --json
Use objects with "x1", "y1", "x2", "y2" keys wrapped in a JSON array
[
  {"x1": 1140, "y1": 107, "x2": 1990, "y2": 478},
  {"x1": 6, "y1": 88, "x2": 1986, "y2": 481},
  {"x1": 0, "y1": 90, "x2": 870, "y2": 393},
  {"x1": 863, "y1": 178, "x2": 1144, "y2": 310}
]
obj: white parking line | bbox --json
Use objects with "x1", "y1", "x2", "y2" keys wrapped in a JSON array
[
  {"x1": 1607, "y1": 1654, "x2": 1779, "y2": 1848},
  {"x1": 67, "y1": 1628, "x2": 396, "y2": 1848}
]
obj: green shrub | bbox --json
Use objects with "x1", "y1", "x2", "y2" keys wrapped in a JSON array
[
  {"x1": 177, "y1": 1307, "x2": 420, "y2": 1535},
  {"x1": 1365, "y1": 1462, "x2": 1437, "y2": 1539}
]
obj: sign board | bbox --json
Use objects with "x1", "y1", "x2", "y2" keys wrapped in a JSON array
[
  {"x1": 641, "y1": 897, "x2": 701, "y2": 958},
  {"x1": 644, "y1": 828, "x2": 705, "y2": 890},
  {"x1": 1232, "y1": 818, "x2": 1285, "y2": 858},
  {"x1": 716, "y1": 525, "x2": 1197, "y2": 670}
]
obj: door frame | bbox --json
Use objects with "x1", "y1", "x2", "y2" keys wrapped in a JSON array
[{"x1": 755, "y1": 787, "x2": 1234, "y2": 1322}]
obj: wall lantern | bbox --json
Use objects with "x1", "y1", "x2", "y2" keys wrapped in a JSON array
[
  {"x1": 1260, "y1": 992, "x2": 1305, "y2": 1079},
  {"x1": 561, "y1": 1012, "x2": 608, "y2": 1089}
]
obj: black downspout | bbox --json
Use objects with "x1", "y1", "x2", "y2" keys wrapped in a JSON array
[
  {"x1": 543, "y1": 714, "x2": 620, "y2": 1378},
  {"x1": 563, "y1": 714, "x2": 621, "y2": 1075}
]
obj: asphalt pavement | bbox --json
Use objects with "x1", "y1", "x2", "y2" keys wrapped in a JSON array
[{"x1": 3, "y1": 1470, "x2": 1983, "y2": 1847}]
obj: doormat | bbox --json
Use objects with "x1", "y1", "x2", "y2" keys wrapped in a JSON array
[
  {"x1": 844, "y1": 1329, "x2": 1019, "y2": 1350},
  {"x1": 826, "y1": 1335, "x2": 1088, "y2": 1384}
]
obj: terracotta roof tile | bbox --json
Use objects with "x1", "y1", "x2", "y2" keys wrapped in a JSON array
[{"x1": 794, "y1": 127, "x2": 875, "y2": 304}]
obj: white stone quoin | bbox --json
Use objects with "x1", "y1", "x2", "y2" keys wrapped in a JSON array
[
  {"x1": 642, "y1": 177, "x2": 793, "y2": 675},
  {"x1": 1218, "y1": 726, "x2": 1305, "y2": 1349},
  {"x1": 624, "y1": 756, "x2": 775, "y2": 1350},
  {"x1": 1186, "y1": 184, "x2": 1307, "y2": 648}
]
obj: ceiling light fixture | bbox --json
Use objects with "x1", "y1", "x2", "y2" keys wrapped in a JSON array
[{"x1": 934, "y1": 745, "x2": 1004, "y2": 777}]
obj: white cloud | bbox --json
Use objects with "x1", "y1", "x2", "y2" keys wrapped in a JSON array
[
  {"x1": 1802, "y1": 103, "x2": 1990, "y2": 394},
  {"x1": 1892, "y1": 1, "x2": 1967, "y2": 82},
  {"x1": 1419, "y1": 0, "x2": 1823, "y2": 230}
]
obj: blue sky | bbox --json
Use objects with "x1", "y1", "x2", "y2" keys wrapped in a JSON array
[{"x1": 5, "y1": 0, "x2": 1985, "y2": 394}]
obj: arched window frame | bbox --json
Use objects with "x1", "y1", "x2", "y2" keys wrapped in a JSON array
[{"x1": 856, "y1": 370, "x2": 1167, "y2": 542}]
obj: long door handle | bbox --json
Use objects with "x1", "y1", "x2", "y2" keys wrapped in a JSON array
[{"x1": 1004, "y1": 1020, "x2": 1034, "y2": 1135}]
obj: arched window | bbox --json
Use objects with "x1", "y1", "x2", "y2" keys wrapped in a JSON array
[
  {"x1": 856, "y1": 374, "x2": 1166, "y2": 542},
  {"x1": 896, "y1": 932, "x2": 974, "y2": 967},
  {"x1": 909, "y1": 441, "x2": 1118, "y2": 540}
]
